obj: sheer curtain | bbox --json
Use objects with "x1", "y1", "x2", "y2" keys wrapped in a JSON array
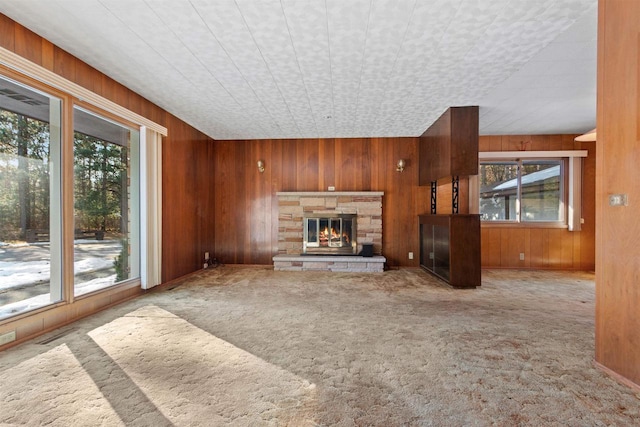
[{"x1": 140, "y1": 127, "x2": 163, "y2": 289}]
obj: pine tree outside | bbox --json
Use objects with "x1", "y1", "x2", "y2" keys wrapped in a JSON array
[{"x1": 0, "y1": 76, "x2": 139, "y2": 319}]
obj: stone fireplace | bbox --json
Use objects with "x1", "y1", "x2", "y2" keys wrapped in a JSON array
[{"x1": 273, "y1": 191, "x2": 385, "y2": 272}]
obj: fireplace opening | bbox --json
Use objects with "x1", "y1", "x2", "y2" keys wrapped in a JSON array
[{"x1": 303, "y1": 214, "x2": 357, "y2": 255}]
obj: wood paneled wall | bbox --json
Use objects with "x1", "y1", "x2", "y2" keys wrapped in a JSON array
[
  {"x1": 479, "y1": 135, "x2": 596, "y2": 271},
  {"x1": 213, "y1": 138, "x2": 425, "y2": 267},
  {"x1": 161, "y1": 117, "x2": 215, "y2": 281},
  {"x1": 0, "y1": 15, "x2": 214, "y2": 348},
  {"x1": 212, "y1": 134, "x2": 596, "y2": 270},
  {"x1": 595, "y1": 0, "x2": 640, "y2": 388}
]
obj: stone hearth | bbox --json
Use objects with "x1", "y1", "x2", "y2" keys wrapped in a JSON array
[
  {"x1": 272, "y1": 254, "x2": 386, "y2": 272},
  {"x1": 273, "y1": 191, "x2": 385, "y2": 272}
]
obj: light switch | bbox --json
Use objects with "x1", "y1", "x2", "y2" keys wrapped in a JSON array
[{"x1": 609, "y1": 194, "x2": 628, "y2": 206}]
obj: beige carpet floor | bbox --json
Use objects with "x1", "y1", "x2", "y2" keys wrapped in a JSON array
[{"x1": 0, "y1": 267, "x2": 639, "y2": 426}]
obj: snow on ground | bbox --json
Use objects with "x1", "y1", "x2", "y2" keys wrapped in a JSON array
[
  {"x1": 0, "y1": 274, "x2": 116, "y2": 319},
  {"x1": 0, "y1": 260, "x2": 51, "y2": 289},
  {"x1": 74, "y1": 274, "x2": 117, "y2": 296},
  {"x1": 0, "y1": 257, "x2": 114, "y2": 290},
  {"x1": 0, "y1": 240, "x2": 125, "y2": 319}
]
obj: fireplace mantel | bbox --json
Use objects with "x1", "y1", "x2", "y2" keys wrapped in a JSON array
[{"x1": 276, "y1": 191, "x2": 384, "y2": 197}]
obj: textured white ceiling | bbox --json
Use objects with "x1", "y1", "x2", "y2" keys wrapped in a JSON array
[{"x1": 0, "y1": 0, "x2": 597, "y2": 139}]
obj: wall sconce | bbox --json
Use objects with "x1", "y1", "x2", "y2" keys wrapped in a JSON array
[
  {"x1": 396, "y1": 159, "x2": 406, "y2": 172},
  {"x1": 257, "y1": 160, "x2": 265, "y2": 173}
]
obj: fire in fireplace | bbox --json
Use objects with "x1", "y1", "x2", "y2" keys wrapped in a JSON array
[{"x1": 303, "y1": 214, "x2": 357, "y2": 255}]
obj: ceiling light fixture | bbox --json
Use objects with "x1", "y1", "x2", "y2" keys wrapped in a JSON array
[{"x1": 575, "y1": 128, "x2": 596, "y2": 142}]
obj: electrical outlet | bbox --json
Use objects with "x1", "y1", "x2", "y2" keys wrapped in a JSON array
[
  {"x1": 328, "y1": 186, "x2": 335, "y2": 191},
  {"x1": 0, "y1": 330, "x2": 16, "y2": 346},
  {"x1": 205, "y1": 252, "x2": 209, "y2": 260},
  {"x1": 519, "y1": 253, "x2": 525, "y2": 261},
  {"x1": 408, "y1": 252, "x2": 414, "y2": 260}
]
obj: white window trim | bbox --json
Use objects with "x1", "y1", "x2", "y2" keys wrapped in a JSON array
[
  {"x1": 478, "y1": 151, "x2": 586, "y2": 230},
  {"x1": 479, "y1": 150, "x2": 587, "y2": 160}
]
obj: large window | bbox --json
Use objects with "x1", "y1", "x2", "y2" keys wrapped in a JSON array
[
  {"x1": 0, "y1": 76, "x2": 62, "y2": 319},
  {"x1": 0, "y1": 62, "x2": 160, "y2": 321},
  {"x1": 480, "y1": 159, "x2": 564, "y2": 223},
  {"x1": 73, "y1": 107, "x2": 140, "y2": 296}
]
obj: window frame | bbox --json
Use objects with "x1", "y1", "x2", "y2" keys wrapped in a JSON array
[
  {"x1": 477, "y1": 151, "x2": 588, "y2": 229},
  {"x1": 71, "y1": 103, "x2": 142, "y2": 297},
  {"x1": 479, "y1": 158, "x2": 565, "y2": 225}
]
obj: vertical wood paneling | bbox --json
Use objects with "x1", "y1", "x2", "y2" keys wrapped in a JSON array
[
  {"x1": 14, "y1": 24, "x2": 42, "y2": 65},
  {"x1": 281, "y1": 139, "x2": 298, "y2": 191},
  {"x1": 335, "y1": 138, "x2": 371, "y2": 191},
  {"x1": 235, "y1": 141, "x2": 248, "y2": 263},
  {"x1": 479, "y1": 134, "x2": 595, "y2": 270},
  {"x1": 74, "y1": 60, "x2": 98, "y2": 93},
  {"x1": 546, "y1": 229, "x2": 566, "y2": 268},
  {"x1": 530, "y1": 135, "x2": 550, "y2": 151},
  {"x1": 499, "y1": 229, "x2": 510, "y2": 266},
  {"x1": 213, "y1": 137, "x2": 421, "y2": 267},
  {"x1": 381, "y1": 139, "x2": 398, "y2": 263},
  {"x1": 580, "y1": 141, "x2": 596, "y2": 270},
  {"x1": 297, "y1": 140, "x2": 324, "y2": 191},
  {"x1": 248, "y1": 139, "x2": 271, "y2": 264},
  {"x1": 506, "y1": 135, "x2": 527, "y2": 151},
  {"x1": 318, "y1": 138, "x2": 335, "y2": 190},
  {"x1": 213, "y1": 141, "x2": 237, "y2": 264},
  {"x1": 381, "y1": 137, "x2": 418, "y2": 266},
  {"x1": 419, "y1": 107, "x2": 478, "y2": 184},
  {"x1": 40, "y1": 40, "x2": 54, "y2": 70},
  {"x1": 480, "y1": 228, "x2": 490, "y2": 265},
  {"x1": 489, "y1": 135, "x2": 503, "y2": 152},
  {"x1": 529, "y1": 228, "x2": 546, "y2": 267},
  {"x1": 595, "y1": 0, "x2": 640, "y2": 386},
  {"x1": 52, "y1": 48, "x2": 76, "y2": 84},
  {"x1": 0, "y1": 14, "x2": 15, "y2": 50},
  {"x1": 548, "y1": 135, "x2": 563, "y2": 150},
  {"x1": 162, "y1": 117, "x2": 215, "y2": 280}
]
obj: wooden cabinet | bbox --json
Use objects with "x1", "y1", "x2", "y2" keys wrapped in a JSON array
[
  {"x1": 417, "y1": 106, "x2": 480, "y2": 288},
  {"x1": 419, "y1": 106, "x2": 479, "y2": 185},
  {"x1": 419, "y1": 214, "x2": 481, "y2": 288}
]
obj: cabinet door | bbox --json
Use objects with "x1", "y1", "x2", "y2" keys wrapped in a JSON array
[
  {"x1": 420, "y1": 223, "x2": 434, "y2": 272},
  {"x1": 433, "y1": 224, "x2": 450, "y2": 280}
]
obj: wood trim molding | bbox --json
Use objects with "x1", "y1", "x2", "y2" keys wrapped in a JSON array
[
  {"x1": 479, "y1": 150, "x2": 588, "y2": 159},
  {"x1": 276, "y1": 191, "x2": 384, "y2": 196},
  {"x1": 593, "y1": 360, "x2": 640, "y2": 393},
  {"x1": 0, "y1": 45, "x2": 167, "y2": 136}
]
